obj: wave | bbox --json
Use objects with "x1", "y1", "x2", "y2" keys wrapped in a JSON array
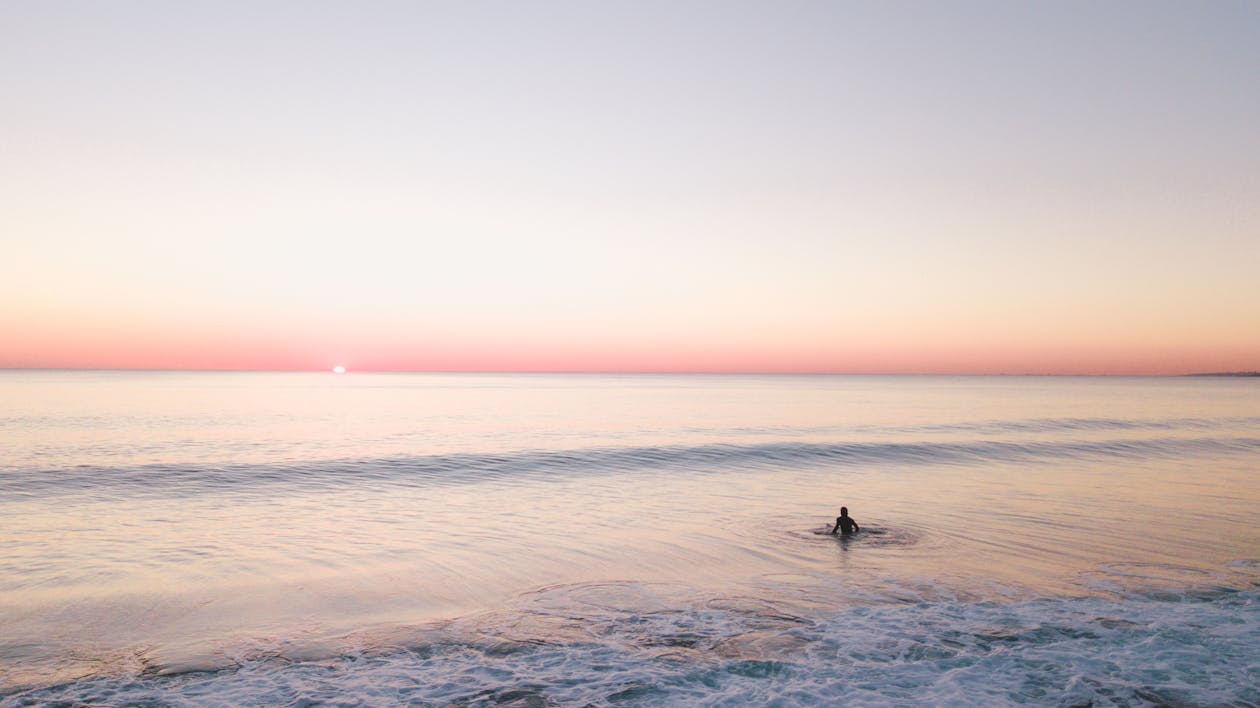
[
  {"x1": 7, "y1": 583, "x2": 1260, "y2": 706},
  {"x1": 6, "y1": 413, "x2": 1258, "y2": 436},
  {"x1": 868, "y1": 414, "x2": 1260, "y2": 437},
  {"x1": 6, "y1": 434, "x2": 1260, "y2": 501}
]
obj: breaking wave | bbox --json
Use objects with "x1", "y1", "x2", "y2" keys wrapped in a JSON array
[
  {"x1": 7, "y1": 579, "x2": 1259, "y2": 706},
  {"x1": 7, "y1": 433, "x2": 1260, "y2": 501}
]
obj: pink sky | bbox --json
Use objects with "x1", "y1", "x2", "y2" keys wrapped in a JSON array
[
  {"x1": 2, "y1": 3, "x2": 1258, "y2": 375},
  {"x1": 4, "y1": 309, "x2": 1254, "y2": 375}
]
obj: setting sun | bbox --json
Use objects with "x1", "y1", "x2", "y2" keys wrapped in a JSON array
[{"x1": 332, "y1": 365, "x2": 346, "y2": 374}]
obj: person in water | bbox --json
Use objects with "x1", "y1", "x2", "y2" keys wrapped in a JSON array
[{"x1": 831, "y1": 507, "x2": 860, "y2": 535}]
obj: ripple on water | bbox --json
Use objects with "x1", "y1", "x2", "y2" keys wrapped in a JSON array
[
  {"x1": 793, "y1": 525, "x2": 928, "y2": 550},
  {"x1": 1224, "y1": 558, "x2": 1260, "y2": 584},
  {"x1": 447, "y1": 581, "x2": 819, "y2": 664},
  {"x1": 1079, "y1": 562, "x2": 1236, "y2": 599}
]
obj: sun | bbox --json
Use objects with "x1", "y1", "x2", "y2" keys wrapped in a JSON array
[{"x1": 332, "y1": 365, "x2": 346, "y2": 374}]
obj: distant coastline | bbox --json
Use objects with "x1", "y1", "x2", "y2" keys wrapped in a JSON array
[{"x1": 1185, "y1": 371, "x2": 1260, "y2": 377}]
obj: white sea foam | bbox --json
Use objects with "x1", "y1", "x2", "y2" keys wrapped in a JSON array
[
  {"x1": 6, "y1": 584, "x2": 1258, "y2": 706},
  {"x1": 3, "y1": 372, "x2": 1260, "y2": 704}
]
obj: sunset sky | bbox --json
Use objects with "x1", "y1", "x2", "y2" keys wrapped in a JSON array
[{"x1": 2, "y1": 1, "x2": 1257, "y2": 374}]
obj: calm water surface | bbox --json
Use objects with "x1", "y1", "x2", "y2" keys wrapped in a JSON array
[{"x1": 2, "y1": 372, "x2": 1259, "y2": 704}]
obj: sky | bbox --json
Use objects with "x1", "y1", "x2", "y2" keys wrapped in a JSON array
[{"x1": 2, "y1": 1, "x2": 1258, "y2": 374}]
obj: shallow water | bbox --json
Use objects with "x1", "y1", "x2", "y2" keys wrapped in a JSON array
[{"x1": 2, "y1": 372, "x2": 1259, "y2": 704}]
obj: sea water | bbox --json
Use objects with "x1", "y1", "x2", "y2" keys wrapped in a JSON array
[{"x1": 2, "y1": 372, "x2": 1258, "y2": 705}]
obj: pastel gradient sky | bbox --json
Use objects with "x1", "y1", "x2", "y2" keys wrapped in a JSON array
[{"x1": 3, "y1": 1, "x2": 1258, "y2": 374}]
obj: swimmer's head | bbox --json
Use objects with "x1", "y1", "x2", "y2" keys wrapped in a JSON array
[{"x1": 840, "y1": 506, "x2": 849, "y2": 516}]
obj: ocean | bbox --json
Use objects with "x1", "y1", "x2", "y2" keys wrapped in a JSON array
[{"x1": 2, "y1": 371, "x2": 1258, "y2": 705}]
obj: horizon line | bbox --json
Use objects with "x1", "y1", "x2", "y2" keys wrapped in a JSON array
[{"x1": 3, "y1": 366, "x2": 1256, "y2": 377}]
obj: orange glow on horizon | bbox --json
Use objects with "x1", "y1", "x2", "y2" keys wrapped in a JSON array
[{"x1": 2, "y1": 315, "x2": 1255, "y2": 376}]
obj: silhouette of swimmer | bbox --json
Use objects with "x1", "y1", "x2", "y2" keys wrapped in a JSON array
[{"x1": 831, "y1": 507, "x2": 860, "y2": 535}]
